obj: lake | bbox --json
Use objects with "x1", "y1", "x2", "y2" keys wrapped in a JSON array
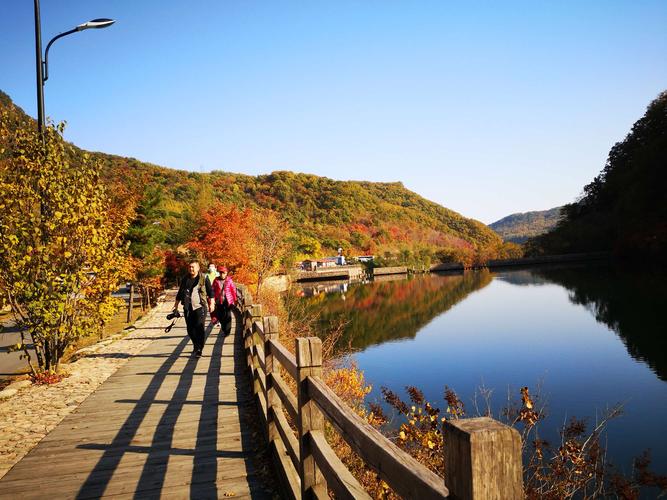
[{"x1": 294, "y1": 264, "x2": 667, "y2": 477}]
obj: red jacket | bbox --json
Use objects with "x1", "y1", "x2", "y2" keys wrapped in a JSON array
[{"x1": 213, "y1": 277, "x2": 237, "y2": 306}]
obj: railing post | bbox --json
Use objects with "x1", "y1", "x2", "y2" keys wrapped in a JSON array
[
  {"x1": 249, "y1": 304, "x2": 263, "y2": 395},
  {"x1": 443, "y1": 417, "x2": 523, "y2": 500},
  {"x1": 243, "y1": 304, "x2": 252, "y2": 332},
  {"x1": 263, "y1": 316, "x2": 281, "y2": 443},
  {"x1": 296, "y1": 337, "x2": 326, "y2": 499},
  {"x1": 250, "y1": 304, "x2": 263, "y2": 329},
  {"x1": 247, "y1": 304, "x2": 263, "y2": 352}
]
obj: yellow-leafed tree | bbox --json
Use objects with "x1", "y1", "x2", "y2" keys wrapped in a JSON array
[{"x1": 0, "y1": 116, "x2": 130, "y2": 374}]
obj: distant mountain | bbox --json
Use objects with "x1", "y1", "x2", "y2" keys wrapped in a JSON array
[
  {"x1": 528, "y1": 91, "x2": 667, "y2": 259},
  {"x1": 0, "y1": 90, "x2": 505, "y2": 262},
  {"x1": 489, "y1": 207, "x2": 563, "y2": 243}
]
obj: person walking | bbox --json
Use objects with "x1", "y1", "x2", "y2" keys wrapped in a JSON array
[
  {"x1": 173, "y1": 261, "x2": 214, "y2": 357},
  {"x1": 206, "y1": 263, "x2": 219, "y2": 287},
  {"x1": 212, "y1": 266, "x2": 237, "y2": 336}
]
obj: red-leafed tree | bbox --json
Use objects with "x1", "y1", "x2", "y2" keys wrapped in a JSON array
[
  {"x1": 188, "y1": 203, "x2": 255, "y2": 283},
  {"x1": 187, "y1": 202, "x2": 290, "y2": 293},
  {"x1": 164, "y1": 249, "x2": 189, "y2": 284}
]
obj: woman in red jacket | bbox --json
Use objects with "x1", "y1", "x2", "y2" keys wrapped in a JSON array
[{"x1": 212, "y1": 265, "x2": 237, "y2": 336}]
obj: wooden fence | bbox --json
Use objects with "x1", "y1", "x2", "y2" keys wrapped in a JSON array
[
  {"x1": 236, "y1": 292, "x2": 523, "y2": 499},
  {"x1": 123, "y1": 284, "x2": 162, "y2": 323}
]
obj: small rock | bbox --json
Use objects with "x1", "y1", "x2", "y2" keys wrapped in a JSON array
[
  {"x1": 0, "y1": 389, "x2": 17, "y2": 400},
  {"x1": 6, "y1": 380, "x2": 32, "y2": 391}
]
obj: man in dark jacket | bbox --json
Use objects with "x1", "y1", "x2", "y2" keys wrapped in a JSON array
[{"x1": 173, "y1": 261, "x2": 214, "y2": 357}]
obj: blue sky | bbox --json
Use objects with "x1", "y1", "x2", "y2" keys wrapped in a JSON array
[{"x1": 1, "y1": 1, "x2": 666, "y2": 223}]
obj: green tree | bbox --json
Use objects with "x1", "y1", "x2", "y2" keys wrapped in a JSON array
[
  {"x1": 126, "y1": 186, "x2": 167, "y2": 302},
  {"x1": 127, "y1": 186, "x2": 166, "y2": 261},
  {"x1": 0, "y1": 117, "x2": 129, "y2": 373},
  {"x1": 528, "y1": 91, "x2": 667, "y2": 258}
]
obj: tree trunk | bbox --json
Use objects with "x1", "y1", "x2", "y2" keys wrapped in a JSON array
[{"x1": 127, "y1": 283, "x2": 134, "y2": 323}]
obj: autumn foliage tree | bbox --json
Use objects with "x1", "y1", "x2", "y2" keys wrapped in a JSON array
[
  {"x1": 188, "y1": 203, "x2": 255, "y2": 282},
  {"x1": 0, "y1": 117, "x2": 129, "y2": 374},
  {"x1": 187, "y1": 202, "x2": 289, "y2": 291},
  {"x1": 248, "y1": 209, "x2": 288, "y2": 296}
]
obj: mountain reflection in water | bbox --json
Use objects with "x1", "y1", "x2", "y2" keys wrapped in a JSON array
[
  {"x1": 296, "y1": 264, "x2": 666, "y2": 383},
  {"x1": 294, "y1": 264, "x2": 667, "y2": 477},
  {"x1": 295, "y1": 270, "x2": 492, "y2": 351}
]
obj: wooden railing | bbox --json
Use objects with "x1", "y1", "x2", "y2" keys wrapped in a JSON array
[{"x1": 235, "y1": 291, "x2": 523, "y2": 500}]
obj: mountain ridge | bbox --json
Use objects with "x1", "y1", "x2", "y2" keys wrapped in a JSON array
[
  {"x1": 528, "y1": 91, "x2": 667, "y2": 259},
  {"x1": 489, "y1": 207, "x2": 563, "y2": 243},
  {"x1": 1, "y1": 89, "x2": 507, "y2": 262}
]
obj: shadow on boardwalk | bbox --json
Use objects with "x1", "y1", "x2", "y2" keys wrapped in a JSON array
[{"x1": 0, "y1": 307, "x2": 277, "y2": 499}]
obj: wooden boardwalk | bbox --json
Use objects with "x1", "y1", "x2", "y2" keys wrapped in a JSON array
[{"x1": 0, "y1": 297, "x2": 277, "y2": 499}]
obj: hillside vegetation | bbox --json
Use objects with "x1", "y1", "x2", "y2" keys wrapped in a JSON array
[
  {"x1": 489, "y1": 207, "x2": 563, "y2": 243},
  {"x1": 528, "y1": 91, "x2": 667, "y2": 259},
  {"x1": 1, "y1": 90, "x2": 512, "y2": 267}
]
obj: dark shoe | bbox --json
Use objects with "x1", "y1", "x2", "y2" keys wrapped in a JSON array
[{"x1": 195, "y1": 349, "x2": 202, "y2": 357}]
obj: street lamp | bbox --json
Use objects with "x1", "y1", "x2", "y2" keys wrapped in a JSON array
[{"x1": 33, "y1": 0, "x2": 115, "y2": 135}]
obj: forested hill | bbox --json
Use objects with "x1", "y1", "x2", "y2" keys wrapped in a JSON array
[
  {"x1": 528, "y1": 91, "x2": 667, "y2": 259},
  {"x1": 0, "y1": 90, "x2": 503, "y2": 260},
  {"x1": 489, "y1": 207, "x2": 563, "y2": 243}
]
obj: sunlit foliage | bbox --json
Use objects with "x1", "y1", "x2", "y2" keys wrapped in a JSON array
[
  {"x1": 528, "y1": 91, "x2": 667, "y2": 259},
  {"x1": 0, "y1": 90, "x2": 512, "y2": 269},
  {"x1": 489, "y1": 207, "x2": 563, "y2": 243},
  {"x1": 0, "y1": 116, "x2": 130, "y2": 373}
]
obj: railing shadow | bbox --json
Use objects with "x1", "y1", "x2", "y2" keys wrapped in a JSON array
[
  {"x1": 76, "y1": 333, "x2": 191, "y2": 499},
  {"x1": 189, "y1": 320, "x2": 226, "y2": 497},
  {"x1": 76, "y1": 310, "x2": 271, "y2": 499}
]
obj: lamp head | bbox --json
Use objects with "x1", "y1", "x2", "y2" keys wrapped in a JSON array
[{"x1": 77, "y1": 18, "x2": 115, "y2": 31}]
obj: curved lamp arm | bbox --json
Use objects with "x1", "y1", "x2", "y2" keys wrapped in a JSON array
[
  {"x1": 43, "y1": 28, "x2": 77, "y2": 82},
  {"x1": 42, "y1": 18, "x2": 115, "y2": 82}
]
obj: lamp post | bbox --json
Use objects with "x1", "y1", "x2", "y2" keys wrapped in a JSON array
[{"x1": 33, "y1": 0, "x2": 115, "y2": 135}]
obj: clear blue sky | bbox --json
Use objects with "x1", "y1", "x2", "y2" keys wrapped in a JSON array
[{"x1": 2, "y1": 1, "x2": 666, "y2": 223}]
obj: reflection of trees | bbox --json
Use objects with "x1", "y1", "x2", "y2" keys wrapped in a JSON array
[
  {"x1": 301, "y1": 271, "x2": 492, "y2": 351},
  {"x1": 534, "y1": 266, "x2": 667, "y2": 381},
  {"x1": 495, "y1": 270, "x2": 551, "y2": 287}
]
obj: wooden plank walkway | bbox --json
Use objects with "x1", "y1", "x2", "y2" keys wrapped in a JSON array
[{"x1": 0, "y1": 296, "x2": 278, "y2": 499}]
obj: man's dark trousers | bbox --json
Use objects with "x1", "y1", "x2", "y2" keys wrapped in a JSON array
[{"x1": 184, "y1": 306, "x2": 206, "y2": 351}]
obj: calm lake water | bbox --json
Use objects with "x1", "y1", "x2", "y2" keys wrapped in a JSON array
[{"x1": 295, "y1": 264, "x2": 667, "y2": 476}]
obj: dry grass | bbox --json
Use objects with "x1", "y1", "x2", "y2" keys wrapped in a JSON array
[{"x1": 254, "y1": 286, "x2": 667, "y2": 499}]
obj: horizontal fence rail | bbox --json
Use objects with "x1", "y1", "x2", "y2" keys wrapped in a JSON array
[{"x1": 234, "y1": 286, "x2": 523, "y2": 500}]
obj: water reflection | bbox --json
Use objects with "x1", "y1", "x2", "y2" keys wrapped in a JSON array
[
  {"x1": 295, "y1": 265, "x2": 667, "y2": 477},
  {"x1": 296, "y1": 270, "x2": 493, "y2": 350},
  {"x1": 297, "y1": 265, "x2": 666, "y2": 382},
  {"x1": 298, "y1": 280, "x2": 351, "y2": 298},
  {"x1": 532, "y1": 265, "x2": 667, "y2": 381}
]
